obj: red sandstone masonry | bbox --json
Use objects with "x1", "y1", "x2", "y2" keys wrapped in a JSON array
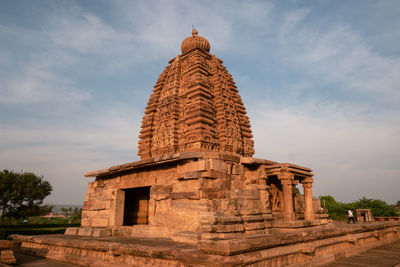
[{"x1": 10, "y1": 222, "x2": 400, "y2": 266}]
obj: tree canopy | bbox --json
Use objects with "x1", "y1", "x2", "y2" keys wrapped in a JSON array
[
  {"x1": 0, "y1": 170, "x2": 52, "y2": 222},
  {"x1": 319, "y1": 195, "x2": 399, "y2": 220}
]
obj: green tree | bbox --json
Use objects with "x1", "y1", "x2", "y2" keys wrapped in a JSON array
[
  {"x1": 353, "y1": 197, "x2": 399, "y2": 217},
  {"x1": 71, "y1": 207, "x2": 82, "y2": 223},
  {"x1": 319, "y1": 195, "x2": 399, "y2": 220},
  {"x1": 319, "y1": 195, "x2": 350, "y2": 220},
  {"x1": 0, "y1": 170, "x2": 52, "y2": 223}
]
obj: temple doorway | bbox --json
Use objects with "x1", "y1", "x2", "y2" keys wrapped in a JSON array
[{"x1": 123, "y1": 187, "x2": 150, "y2": 226}]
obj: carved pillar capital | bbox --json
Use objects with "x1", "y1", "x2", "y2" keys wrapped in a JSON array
[
  {"x1": 301, "y1": 177, "x2": 314, "y2": 185},
  {"x1": 278, "y1": 172, "x2": 294, "y2": 181},
  {"x1": 280, "y1": 178, "x2": 292, "y2": 186}
]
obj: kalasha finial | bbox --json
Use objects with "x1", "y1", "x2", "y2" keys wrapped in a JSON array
[{"x1": 181, "y1": 28, "x2": 210, "y2": 54}]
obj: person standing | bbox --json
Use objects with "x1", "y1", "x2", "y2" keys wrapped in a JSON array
[{"x1": 348, "y1": 209, "x2": 355, "y2": 224}]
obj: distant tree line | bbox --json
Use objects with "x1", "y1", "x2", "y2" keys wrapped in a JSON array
[
  {"x1": 61, "y1": 207, "x2": 82, "y2": 221},
  {"x1": 319, "y1": 195, "x2": 400, "y2": 220}
]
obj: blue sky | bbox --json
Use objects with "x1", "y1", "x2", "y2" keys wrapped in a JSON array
[{"x1": 1, "y1": 0, "x2": 399, "y2": 205}]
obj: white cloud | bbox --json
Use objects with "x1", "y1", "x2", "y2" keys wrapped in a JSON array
[
  {"x1": 0, "y1": 6, "x2": 138, "y2": 105},
  {"x1": 0, "y1": 111, "x2": 140, "y2": 205},
  {"x1": 1, "y1": 0, "x2": 399, "y2": 205},
  {"x1": 50, "y1": 15, "x2": 119, "y2": 53},
  {"x1": 250, "y1": 101, "x2": 400, "y2": 203},
  {"x1": 2, "y1": 58, "x2": 90, "y2": 104},
  {"x1": 275, "y1": 10, "x2": 400, "y2": 105}
]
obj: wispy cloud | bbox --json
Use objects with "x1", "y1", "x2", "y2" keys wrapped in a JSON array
[
  {"x1": 1, "y1": 0, "x2": 399, "y2": 204},
  {"x1": 273, "y1": 7, "x2": 400, "y2": 106},
  {"x1": 0, "y1": 110, "x2": 140, "y2": 204},
  {"x1": 250, "y1": 101, "x2": 400, "y2": 202}
]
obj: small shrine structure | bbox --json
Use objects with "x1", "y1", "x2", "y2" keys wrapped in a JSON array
[
  {"x1": 69, "y1": 29, "x2": 328, "y2": 242},
  {"x1": 356, "y1": 209, "x2": 373, "y2": 223}
]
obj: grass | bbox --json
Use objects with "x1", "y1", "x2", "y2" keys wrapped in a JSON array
[{"x1": 0, "y1": 224, "x2": 80, "y2": 239}]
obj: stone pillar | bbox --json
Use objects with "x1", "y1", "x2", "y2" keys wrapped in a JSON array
[
  {"x1": 279, "y1": 173, "x2": 295, "y2": 221},
  {"x1": 302, "y1": 177, "x2": 315, "y2": 221}
]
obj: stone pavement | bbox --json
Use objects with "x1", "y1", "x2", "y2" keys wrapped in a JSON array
[
  {"x1": 2, "y1": 239, "x2": 400, "y2": 266},
  {"x1": 323, "y1": 239, "x2": 400, "y2": 267},
  {"x1": 2, "y1": 253, "x2": 81, "y2": 267}
]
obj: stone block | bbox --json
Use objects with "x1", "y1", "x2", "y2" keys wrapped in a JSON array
[
  {"x1": 219, "y1": 154, "x2": 240, "y2": 162},
  {"x1": 201, "y1": 178, "x2": 230, "y2": 190},
  {"x1": 80, "y1": 218, "x2": 91, "y2": 227},
  {"x1": 91, "y1": 218, "x2": 109, "y2": 227},
  {"x1": 181, "y1": 171, "x2": 202, "y2": 179},
  {"x1": 238, "y1": 209, "x2": 262, "y2": 215},
  {"x1": 84, "y1": 210, "x2": 101, "y2": 219},
  {"x1": 81, "y1": 210, "x2": 89, "y2": 218},
  {"x1": 200, "y1": 212, "x2": 217, "y2": 225},
  {"x1": 172, "y1": 199, "x2": 209, "y2": 212},
  {"x1": 119, "y1": 178, "x2": 145, "y2": 189},
  {"x1": 83, "y1": 200, "x2": 91, "y2": 210},
  {"x1": 201, "y1": 170, "x2": 227, "y2": 179},
  {"x1": 92, "y1": 228, "x2": 112, "y2": 237},
  {"x1": 209, "y1": 158, "x2": 227, "y2": 172},
  {"x1": 202, "y1": 224, "x2": 244, "y2": 233},
  {"x1": 151, "y1": 185, "x2": 172, "y2": 200},
  {"x1": 113, "y1": 227, "x2": 132, "y2": 237},
  {"x1": 96, "y1": 209, "x2": 111, "y2": 218},
  {"x1": 313, "y1": 198, "x2": 322, "y2": 211},
  {"x1": 77, "y1": 227, "x2": 94, "y2": 236},
  {"x1": 173, "y1": 179, "x2": 201, "y2": 192},
  {"x1": 216, "y1": 215, "x2": 243, "y2": 224},
  {"x1": 201, "y1": 189, "x2": 229, "y2": 199},
  {"x1": 230, "y1": 189, "x2": 259, "y2": 199},
  {"x1": 201, "y1": 232, "x2": 245, "y2": 240},
  {"x1": 237, "y1": 199, "x2": 261, "y2": 209},
  {"x1": 172, "y1": 231, "x2": 200, "y2": 244},
  {"x1": 155, "y1": 201, "x2": 201, "y2": 231},
  {"x1": 242, "y1": 214, "x2": 264, "y2": 223},
  {"x1": 0, "y1": 249, "x2": 16, "y2": 265},
  {"x1": 231, "y1": 164, "x2": 241, "y2": 175},
  {"x1": 231, "y1": 180, "x2": 244, "y2": 190},
  {"x1": 64, "y1": 227, "x2": 79, "y2": 235},
  {"x1": 262, "y1": 213, "x2": 274, "y2": 221},
  {"x1": 0, "y1": 240, "x2": 14, "y2": 250},
  {"x1": 178, "y1": 159, "x2": 208, "y2": 173},
  {"x1": 171, "y1": 191, "x2": 201, "y2": 200},
  {"x1": 155, "y1": 174, "x2": 173, "y2": 185},
  {"x1": 244, "y1": 222, "x2": 265, "y2": 231}
]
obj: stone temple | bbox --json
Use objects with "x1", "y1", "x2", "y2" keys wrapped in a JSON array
[
  {"x1": 12, "y1": 30, "x2": 400, "y2": 266},
  {"x1": 79, "y1": 29, "x2": 326, "y2": 240}
]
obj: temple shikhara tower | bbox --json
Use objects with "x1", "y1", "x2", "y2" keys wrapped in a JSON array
[
  {"x1": 14, "y1": 30, "x2": 400, "y2": 267},
  {"x1": 73, "y1": 29, "x2": 327, "y2": 242},
  {"x1": 139, "y1": 29, "x2": 254, "y2": 159}
]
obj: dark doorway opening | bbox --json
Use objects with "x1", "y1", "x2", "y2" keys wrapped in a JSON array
[
  {"x1": 123, "y1": 187, "x2": 150, "y2": 226},
  {"x1": 362, "y1": 213, "x2": 366, "y2": 222}
]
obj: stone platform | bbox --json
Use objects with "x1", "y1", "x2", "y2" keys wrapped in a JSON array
[
  {"x1": 10, "y1": 221, "x2": 400, "y2": 266},
  {"x1": 0, "y1": 240, "x2": 16, "y2": 265},
  {"x1": 323, "y1": 239, "x2": 400, "y2": 267}
]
